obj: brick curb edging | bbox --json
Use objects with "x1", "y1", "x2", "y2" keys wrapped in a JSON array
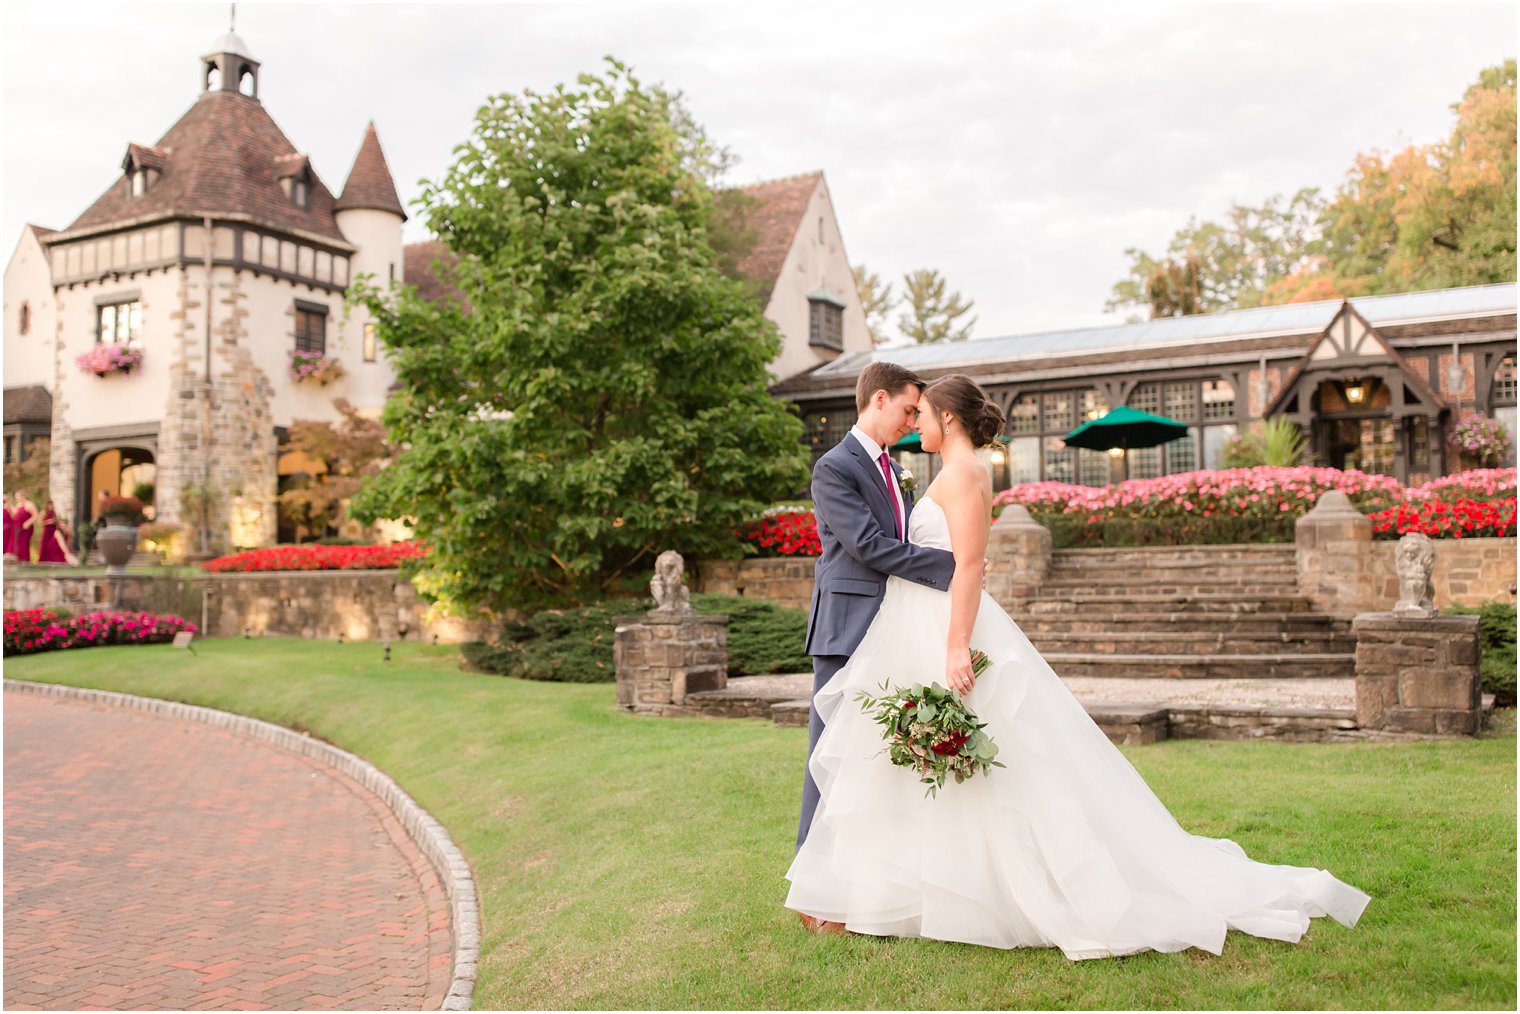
[{"x1": 3, "y1": 679, "x2": 481, "y2": 1012}]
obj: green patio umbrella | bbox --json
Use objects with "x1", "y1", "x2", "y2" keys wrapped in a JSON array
[
  {"x1": 1062, "y1": 405, "x2": 1188, "y2": 451},
  {"x1": 892, "y1": 431, "x2": 1012, "y2": 451}
]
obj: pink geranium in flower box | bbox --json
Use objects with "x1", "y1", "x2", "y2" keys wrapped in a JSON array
[{"x1": 76, "y1": 343, "x2": 144, "y2": 377}]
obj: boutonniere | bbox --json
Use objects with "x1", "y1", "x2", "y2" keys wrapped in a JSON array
[{"x1": 898, "y1": 469, "x2": 918, "y2": 494}]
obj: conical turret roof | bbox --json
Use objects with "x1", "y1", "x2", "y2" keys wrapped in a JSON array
[{"x1": 335, "y1": 122, "x2": 406, "y2": 220}]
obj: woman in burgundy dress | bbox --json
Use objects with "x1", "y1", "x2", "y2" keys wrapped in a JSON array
[
  {"x1": 37, "y1": 501, "x2": 72, "y2": 564},
  {"x1": 2, "y1": 494, "x2": 16, "y2": 560},
  {"x1": 12, "y1": 493, "x2": 36, "y2": 563}
]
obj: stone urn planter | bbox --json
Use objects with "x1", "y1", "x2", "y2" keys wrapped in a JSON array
[{"x1": 96, "y1": 524, "x2": 139, "y2": 575}]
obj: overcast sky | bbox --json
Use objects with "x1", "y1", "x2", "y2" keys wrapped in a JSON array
[{"x1": 2, "y1": 1, "x2": 1514, "y2": 338}]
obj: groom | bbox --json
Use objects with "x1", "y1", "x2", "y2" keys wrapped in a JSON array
[{"x1": 795, "y1": 363, "x2": 957, "y2": 927}]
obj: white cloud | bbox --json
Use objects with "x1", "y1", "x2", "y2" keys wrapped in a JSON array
[{"x1": 3, "y1": 0, "x2": 1512, "y2": 341}]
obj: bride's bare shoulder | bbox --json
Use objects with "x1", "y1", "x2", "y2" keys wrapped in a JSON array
[{"x1": 933, "y1": 458, "x2": 992, "y2": 505}]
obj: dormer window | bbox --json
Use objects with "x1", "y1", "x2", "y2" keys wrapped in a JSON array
[
  {"x1": 807, "y1": 284, "x2": 846, "y2": 352},
  {"x1": 121, "y1": 144, "x2": 165, "y2": 198},
  {"x1": 276, "y1": 154, "x2": 313, "y2": 209}
]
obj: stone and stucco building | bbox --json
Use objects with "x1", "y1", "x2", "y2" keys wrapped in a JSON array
[
  {"x1": 3, "y1": 32, "x2": 873, "y2": 552},
  {"x1": 3, "y1": 33, "x2": 406, "y2": 551}
]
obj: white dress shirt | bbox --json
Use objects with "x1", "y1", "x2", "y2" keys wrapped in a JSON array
[{"x1": 850, "y1": 425, "x2": 907, "y2": 540}]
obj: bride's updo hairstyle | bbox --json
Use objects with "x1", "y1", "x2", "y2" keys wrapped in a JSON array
[{"x1": 922, "y1": 374, "x2": 1007, "y2": 447}]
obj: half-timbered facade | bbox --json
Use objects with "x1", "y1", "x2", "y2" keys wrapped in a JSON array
[{"x1": 773, "y1": 284, "x2": 1518, "y2": 487}]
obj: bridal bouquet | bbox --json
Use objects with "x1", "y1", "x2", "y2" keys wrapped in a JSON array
[{"x1": 855, "y1": 651, "x2": 1004, "y2": 797}]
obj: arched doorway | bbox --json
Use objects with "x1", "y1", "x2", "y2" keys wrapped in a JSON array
[{"x1": 83, "y1": 446, "x2": 157, "y2": 521}]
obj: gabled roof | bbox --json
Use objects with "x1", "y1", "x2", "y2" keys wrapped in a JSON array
[
  {"x1": 335, "y1": 122, "x2": 406, "y2": 220},
  {"x1": 59, "y1": 90, "x2": 349, "y2": 246},
  {"x1": 3, "y1": 385, "x2": 52, "y2": 426},
  {"x1": 1264, "y1": 301, "x2": 1445, "y2": 415},
  {"x1": 25, "y1": 225, "x2": 56, "y2": 243},
  {"x1": 734, "y1": 171, "x2": 822, "y2": 301}
]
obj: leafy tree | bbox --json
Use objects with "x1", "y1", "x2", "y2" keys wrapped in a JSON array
[
  {"x1": 3, "y1": 438, "x2": 50, "y2": 507},
  {"x1": 1107, "y1": 189, "x2": 1325, "y2": 317},
  {"x1": 349, "y1": 59, "x2": 809, "y2": 612},
  {"x1": 852, "y1": 263, "x2": 897, "y2": 345},
  {"x1": 1111, "y1": 62, "x2": 1517, "y2": 316},
  {"x1": 897, "y1": 268, "x2": 976, "y2": 343},
  {"x1": 1312, "y1": 59, "x2": 1516, "y2": 295},
  {"x1": 278, "y1": 399, "x2": 392, "y2": 542}
]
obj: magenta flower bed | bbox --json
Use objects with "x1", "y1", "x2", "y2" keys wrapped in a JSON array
[
  {"x1": 4, "y1": 608, "x2": 197, "y2": 657},
  {"x1": 203, "y1": 540, "x2": 428, "y2": 573}
]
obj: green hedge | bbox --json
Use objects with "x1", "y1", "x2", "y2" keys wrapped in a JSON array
[
  {"x1": 1037, "y1": 513, "x2": 1299, "y2": 549},
  {"x1": 461, "y1": 593, "x2": 810, "y2": 683},
  {"x1": 1447, "y1": 602, "x2": 1518, "y2": 708}
]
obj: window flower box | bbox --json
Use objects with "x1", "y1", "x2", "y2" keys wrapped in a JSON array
[
  {"x1": 76, "y1": 343, "x2": 143, "y2": 377},
  {"x1": 288, "y1": 349, "x2": 345, "y2": 386}
]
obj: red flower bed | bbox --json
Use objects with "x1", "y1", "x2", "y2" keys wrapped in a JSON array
[
  {"x1": 1368, "y1": 498, "x2": 1517, "y2": 539},
  {"x1": 4, "y1": 608, "x2": 198, "y2": 657},
  {"x1": 202, "y1": 540, "x2": 429, "y2": 573},
  {"x1": 740, "y1": 510, "x2": 821, "y2": 557}
]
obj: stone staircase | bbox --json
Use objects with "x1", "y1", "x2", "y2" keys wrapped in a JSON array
[{"x1": 1014, "y1": 544, "x2": 1357, "y2": 682}]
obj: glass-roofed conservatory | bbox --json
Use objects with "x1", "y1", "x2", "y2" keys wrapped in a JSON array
[{"x1": 773, "y1": 283, "x2": 1518, "y2": 489}]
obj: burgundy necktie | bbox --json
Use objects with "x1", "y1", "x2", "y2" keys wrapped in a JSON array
[{"x1": 877, "y1": 450, "x2": 903, "y2": 539}]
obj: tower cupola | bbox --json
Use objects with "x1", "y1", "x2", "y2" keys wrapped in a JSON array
[{"x1": 201, "y1": 31, "x2": 260, "y2": 99}]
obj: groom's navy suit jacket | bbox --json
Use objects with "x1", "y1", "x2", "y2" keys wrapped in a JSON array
[{"x1": 805, "y1": 435, "x2": 957, "y2": 657}]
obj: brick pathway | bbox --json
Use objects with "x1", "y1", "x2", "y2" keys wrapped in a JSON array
[{"x1": 4, "y1": 693, "x2": 452, "y2": 1011}]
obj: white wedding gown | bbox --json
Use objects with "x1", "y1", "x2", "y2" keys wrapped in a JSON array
[{"x1": 785, "y1": 495, "x2": 1370, "y2": 959}]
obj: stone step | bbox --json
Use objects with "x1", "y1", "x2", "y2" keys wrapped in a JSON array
[
  {"x1": 1049, "y1": 557, "x2": 1298, "y2": 574},
  {"x1": 1049, "y1": 545, "x2": 1296, "y2": 565},
  {"x1": 1023, "y1": 594, "x2": 1316, "y2": 614},
  {"x1": 1043, "y1": 652, "x2": 1356, "y2": 680},
  {"x1": 1036, "y1": 580, "x2": 1301, "y2": 599},
  {"x1": 1028, "y1": 631, "x2": 1356, "y2": 656},
  {"x1": 1014, "y1": 611, "x2": 1349, "y2": 635}
]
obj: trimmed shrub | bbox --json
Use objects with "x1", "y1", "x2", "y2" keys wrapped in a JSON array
[
  {"x1": 461, "y1": 593, "x2": 811, "y2": 683},
  {"x1": 1448, "y1": 602, "x2": 1518, "y2": 708}
]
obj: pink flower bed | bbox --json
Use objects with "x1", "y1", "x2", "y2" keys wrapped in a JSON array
[
  {"x1": 992, "y1": 466, "x2": 1408, "y2": 521},
  {"x1": 202, "y1": 540, "x2": 428, "y2": 573},
  {"x1": 4, "y1": 608, "x2": 197, "y2": 657}
]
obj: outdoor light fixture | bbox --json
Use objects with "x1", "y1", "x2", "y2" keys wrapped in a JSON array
[
  {"x1": 991, "y1": 448, "x2": 1007, "y2": 466},
  {"x1": 1108, "y1": 447, "x2": 1125, "y2": 458},
  {"x1": 1087, "y1": 408, "x2": 1103, "y2": 421},
  {"x1": 1344, "y1": 378, "x2": 1368, "y2": 405}
]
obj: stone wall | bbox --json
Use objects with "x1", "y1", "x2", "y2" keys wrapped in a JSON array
[
  {"x1": 1368, "y1": 538, "x2": 1515, "y2": 609},
  {"x1": 2, "y1": 568, "x2": 495, "y2": 644},
  {"x1": 695, "y1": 530, "x2": 1515, "y2": 617},
  {"x1": 696, "y1": 557, "x2": 814, "y2": 611}
]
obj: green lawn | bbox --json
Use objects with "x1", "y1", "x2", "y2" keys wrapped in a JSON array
[{"x1": 5, "y1": 639, "x2": 1515, "y2": 1010}]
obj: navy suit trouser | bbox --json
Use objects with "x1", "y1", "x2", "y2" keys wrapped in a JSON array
[{"x1": 796, "y1": 652, "x2": 850, "y2": 852}]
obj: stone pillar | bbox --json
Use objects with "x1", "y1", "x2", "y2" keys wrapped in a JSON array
[
  {"x1": 1352, "y1": 613, "x2": 1483, "y2": 735},
  {"x1": 613, "y1": 611, "x2": 729, "y2": 717},
  {"x1": 1295, "y1": 491, "x2": 1375, "y2": 617},
  {"x1": 986, "y1": 504, "x2": 1052, "y2": 607}
]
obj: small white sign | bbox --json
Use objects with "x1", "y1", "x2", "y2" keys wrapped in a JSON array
[{"x1": 172, "y1": 631, "x2": 195, "y2": 649}]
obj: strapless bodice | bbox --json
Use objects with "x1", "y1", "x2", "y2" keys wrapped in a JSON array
[{"x1": 908, "y1": 495, "x2": 952, "y2": 551}]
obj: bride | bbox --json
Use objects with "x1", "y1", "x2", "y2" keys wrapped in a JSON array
[{"x1": 784, "y1": 374, "x2": 1370, "y2": 959}]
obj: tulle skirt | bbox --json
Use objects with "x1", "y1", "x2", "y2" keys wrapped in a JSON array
[{"x1": 784, "y1": 578, "x2": 1371, "y2": 959}]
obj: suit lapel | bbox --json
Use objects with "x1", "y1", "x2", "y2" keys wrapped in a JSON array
[{"x1": 843, "y1": 437, "x2": 901, "y2": 538}]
